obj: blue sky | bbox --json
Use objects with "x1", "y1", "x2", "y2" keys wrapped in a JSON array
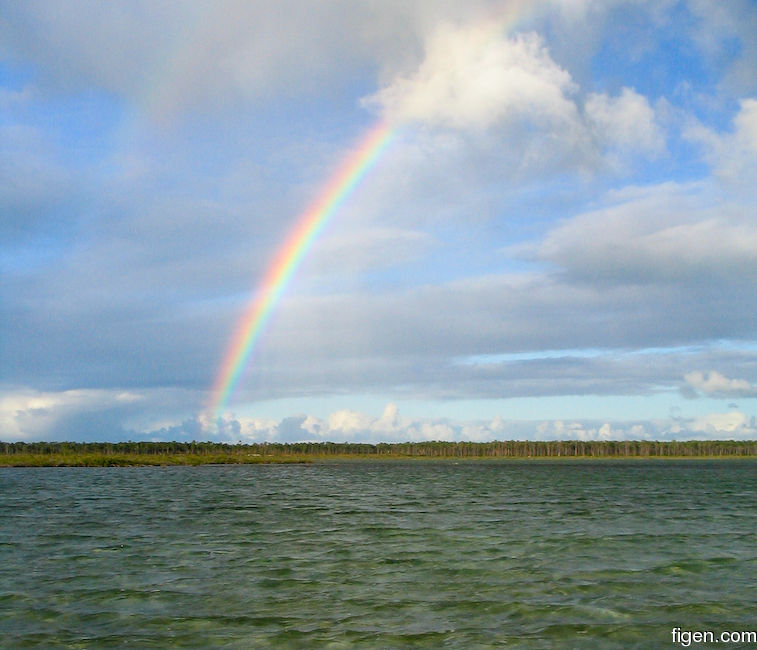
[{"x1": 2, "y1": 0, "x2": 757, "y2": 443}]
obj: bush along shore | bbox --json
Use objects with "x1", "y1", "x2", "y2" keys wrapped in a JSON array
[{"x1": 1, "y1": 440, "x2": 756, "y2": 466}]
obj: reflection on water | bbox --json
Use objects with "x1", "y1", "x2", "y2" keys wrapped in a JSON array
[{"x1": 1, "y1": 460, "x2": 755, "y2": 647}]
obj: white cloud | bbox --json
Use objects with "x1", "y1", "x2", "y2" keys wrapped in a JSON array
[
  {"x1": 200, "y1": 403, "x2": 464, "y2": 443},
  {"x1": 0, "y1": 387, "x2": 142, "y2": 440},
  {"x1": 364, "y1": 20, "x2": 669, "y2": 181},
  {"x1": 327, "y1": 409, "x2": 376, "y2": 435},
  {"x1": 524, "y1": 181, "x2": 757, "y2": 285},
  {"x1": 585, "y1": 87, "x2": 664, "y2": 155},
  {"x1": 367, "y1": 25, "x2": 580, "y2": 132},
  {"x1": 195, "y1": 404, "x2": 757, "y2": 443},
  {"x1": 534, "y1": 419, "x2": 635, "y2": 441},
  {"x1": 689, "y1": 411, "x2": 757, "y2": 438},
  {"x1": 718, "y1": 98, "x2": 757, "y2": 184},
  {"x1": 4, "y1": 388, "x2": 755, "y2": 443},
  {"x1": 735, "y1": 98, "x2": 757, "y2": 144},
  {"x1": 684, "y1": 371, "x2": 757, "y2": 398},
  {"x1": 686, "y1": 98, "x2": 757, "y2": 188}
]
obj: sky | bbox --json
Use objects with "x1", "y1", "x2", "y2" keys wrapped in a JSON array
[{"x1": 2, "y1": 0, "x2": 757, "y2": 443}]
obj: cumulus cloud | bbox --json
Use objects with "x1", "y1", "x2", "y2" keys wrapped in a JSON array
[
  {"x1": 187, "y1": 403, "x2": 461, "y2": 443},
  {"x1": 686, "y1": 98, "x2": 757, "y2": 188},
  {"x1": 364, "y1": 19, "x2": 669, "y2": 178},
  {"x1": 535, "y1": 420, "x2": 638, "y2": 441},
  {"x1": 3, "y1": 387, "x2": 755, "y2": 443},
  {"x1": 367, "y1": 26, "x2": 579, "y2": 132},
  {"x1": 0, "y1": 387, "x2": 142, "y2": 440},
  {"x1": 522, "y1": 181, "x2": 757, "y2": 286},
  {"x1": 683, "y1": 371, "x2": 757, "y2": 398},
  {"x1": 585, "y1": 87, "x2": 664, "y2": 156},
  {"x1": 688, "y1": 411, "x2": 757, "y2": 438},
  {"x1": 168, "y1": 405, "x2": 757, "y2": 443}
]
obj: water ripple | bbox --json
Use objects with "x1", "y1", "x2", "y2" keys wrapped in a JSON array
[{"x1": 1, "y1": 460, "x2": 755, "y2": 647}]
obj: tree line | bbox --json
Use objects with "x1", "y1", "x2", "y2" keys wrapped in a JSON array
[{"x1": 2, "y1": 439, "x2": 756, "y2": 458}]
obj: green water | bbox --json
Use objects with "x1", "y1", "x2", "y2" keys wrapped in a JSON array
[{"x1": 1, "y1": 460, "x2": 755, "y2": 648}]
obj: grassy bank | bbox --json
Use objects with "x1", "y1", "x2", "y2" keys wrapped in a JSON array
[
  {"x1": 2, "y1": 440, "x2": 756, "y2": 466},
  {"x1": 0, "y1": 452, "x2": 313, "y2": 467}
]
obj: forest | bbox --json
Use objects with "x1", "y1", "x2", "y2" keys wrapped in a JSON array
[{"x1": 1, "y1": 439, "x2": 756, "y2": 466}]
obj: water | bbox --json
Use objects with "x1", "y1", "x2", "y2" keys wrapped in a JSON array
[{"x1": 1, "y1": 460, "x2": 755, "y2": 648}]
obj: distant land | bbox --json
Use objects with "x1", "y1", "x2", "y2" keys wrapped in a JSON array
[{"x1": 1, "y1": 440, "x2": 756, "y2": 466}]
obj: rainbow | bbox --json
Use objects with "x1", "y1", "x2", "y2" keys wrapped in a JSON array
[
  {"x1": 209, "y1": 3, "x2": 536, "y2": 418},
  {"x1": 210, "y1": 121, "x2": 395, "y2": 416}
]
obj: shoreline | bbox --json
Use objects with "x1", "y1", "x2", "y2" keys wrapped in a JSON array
[
  {"x1": 3, "y1": 440, "x2": 756, "y2": 467},
  {"x1": 3, "y1": 453, "x2": 757, "y2": 467}
]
